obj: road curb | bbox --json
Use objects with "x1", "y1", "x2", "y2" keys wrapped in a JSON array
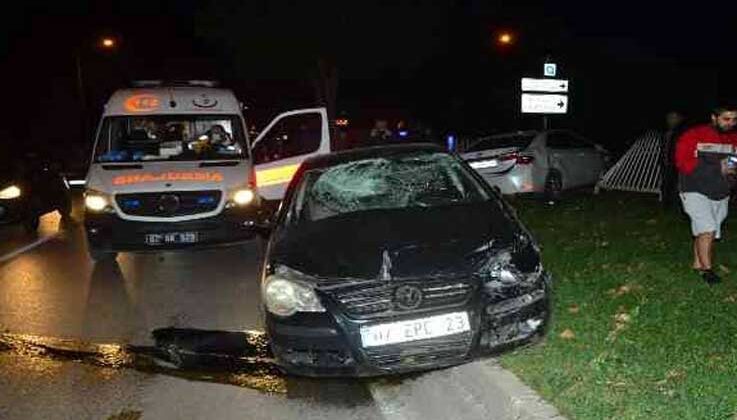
[
  {"x1": 367, "y1": 359, "x2": 567, "y2": 420},
  {"x1": 477, "y1": 360, "x2": 567, "y2": 420}
]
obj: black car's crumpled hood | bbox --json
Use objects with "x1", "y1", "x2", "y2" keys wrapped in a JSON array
[{"x1": 270, "y1": 201, "x2": 519, "y2": 280}]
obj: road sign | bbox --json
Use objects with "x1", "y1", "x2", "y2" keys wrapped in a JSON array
[
  {"x1": 544, "y1": 63, "x2": 557, "y2": 77},
  {"x1": 521, "y1": 78, "x2": 569, "y2": 93},
  {"x1": 521, "y1": 93, "x2": 568, "y2": 114}
]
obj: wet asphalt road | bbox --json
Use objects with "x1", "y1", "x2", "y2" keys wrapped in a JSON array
[{"x1": 0, "y1": 195, "x2": 550, "y2": 420}]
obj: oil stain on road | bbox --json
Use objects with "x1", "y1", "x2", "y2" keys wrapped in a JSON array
[{"x1": 0, "y1": 327, "x2": 375, "y2": 406}]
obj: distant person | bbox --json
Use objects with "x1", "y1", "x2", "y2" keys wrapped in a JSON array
[
  {"x1": 367, "y1": 119, "x2": 394, "y2": 146},
  {"x1": 660, "y1": 110, "x2": 686, "y2": 208},
  {"x1": 164, "y1": 123, "x2": 185, "y2": 142},
  {"x1": 209, "y1": 124, "x2": 233, "y2": 146},
  {"x1": 131, "y1": 119, "x2": 159, "y2": 139},
  {"x1": 675, "y1": 104, "x2": 737, "y2": 284},
  {"x1": 143, "y1": 120, "x2": 160, "y2": 139}
]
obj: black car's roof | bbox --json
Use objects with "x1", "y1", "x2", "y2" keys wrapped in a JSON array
[{"x1": 301, "y1": 143, "x2": 446, "y2": 170}]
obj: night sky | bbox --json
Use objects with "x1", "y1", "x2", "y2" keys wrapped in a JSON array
[{"x1": 2, "y1": 1, "x2": 737, "y2": 163}]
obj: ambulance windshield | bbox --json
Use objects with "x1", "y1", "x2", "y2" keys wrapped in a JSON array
[{"x1": 93, "y1": 115, "x2": 247, "y2": 163}]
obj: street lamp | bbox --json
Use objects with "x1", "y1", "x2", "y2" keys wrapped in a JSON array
[
  {"x1": 101, "y1": 37, "x2": 116, "y2": 49},
  {"x1": 496, "y1": 31, "x2": 515, "y2": 46},
  {"x1": 76, "y1": 36, "x2": 118, "y2": 139}
]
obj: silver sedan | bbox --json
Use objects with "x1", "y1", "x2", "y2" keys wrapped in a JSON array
[{"x1": 460, "y1": 130, "x2": 609, "y2": 200}]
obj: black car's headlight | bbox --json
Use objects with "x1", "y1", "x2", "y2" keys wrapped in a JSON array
[
  {"x1": 0, "y1": 185, "x2": 21, "y2": 200},
  {"x1": 263, "y1": 265, "x2": 326, "y2": 317}
]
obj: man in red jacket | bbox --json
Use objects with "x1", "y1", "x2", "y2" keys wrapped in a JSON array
[{"x1": 675, "y1": 105, "x2": 737, "y2": 284}]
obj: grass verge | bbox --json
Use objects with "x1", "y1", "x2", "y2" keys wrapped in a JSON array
[{"x1": 501, "y1": 192, "x2": 737, "y2": 420}]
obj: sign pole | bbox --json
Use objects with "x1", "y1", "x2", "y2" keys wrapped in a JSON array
[{"x1": 543, "y1": 58, "x2": 555, "y2": 131}]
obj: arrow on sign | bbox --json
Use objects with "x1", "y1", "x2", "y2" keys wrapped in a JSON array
[
  {"x1": 521, "y1": 93, "x2": 568, "y2": 114},
  {"x1": 521, "y1": 78, "x2": 569, "y2": 93}
]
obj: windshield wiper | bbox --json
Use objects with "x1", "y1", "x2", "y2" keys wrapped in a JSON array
[
  {"x1": 199, "y1": 161, "x2": 240, "y2": 168},
  {"x1": 101, "y1": 164, "x2": 144, "y2": 170}
]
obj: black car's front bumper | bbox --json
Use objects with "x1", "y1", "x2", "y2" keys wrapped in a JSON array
[
  {"x1": 84, "y1": 206, "x2": 262, "y2": 252},
  {"x1": 266, "y1": 272, "x2": 552, "y2": 377}
]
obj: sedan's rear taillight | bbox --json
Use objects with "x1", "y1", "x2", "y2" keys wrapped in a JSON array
[
  {"x1": 499, "y1": 153, "x2": 535, "y2": 165},
  {"x1": 499, "y1": 153, "x2": 517, "y2": 162},
  {"x1": 516, "y1": 155, "x2": 535, "y2": 164}
]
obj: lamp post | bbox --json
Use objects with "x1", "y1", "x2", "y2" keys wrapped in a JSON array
[{"x1": 76, "y1": 36, "x2": 118, "y2": 140}]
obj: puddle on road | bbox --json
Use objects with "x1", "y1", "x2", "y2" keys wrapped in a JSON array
[
  {"x1": 0, "y1": 328, "x2": 379, "y2": 406},
  {"x1": 0, "y1": 328, "x2": 287, "y2": 394}
]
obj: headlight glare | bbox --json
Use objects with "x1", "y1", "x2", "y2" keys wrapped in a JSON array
[
  {"x1": 0, "y1": 185, "x2": 21, "y2": 200},
  {"x1": 233, "y1": 189, "x2": 255, "y2": 206},
  {"x1": 85, "y1": 192, "x2": 109, "y2": 212}
]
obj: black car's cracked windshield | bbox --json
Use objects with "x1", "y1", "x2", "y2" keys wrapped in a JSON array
[
  {"x1": 290, "y1": 152, "x2": 490, "y2": 223},
  {"x1": 94, "y1": 115, "x2": 247, "y2": 162}
]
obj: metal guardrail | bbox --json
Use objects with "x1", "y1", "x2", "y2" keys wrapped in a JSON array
[{"x1": 595, "y1": 130, "x2": 663, "y2": 199}]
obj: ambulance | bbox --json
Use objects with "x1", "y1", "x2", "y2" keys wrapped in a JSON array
[{"x1": 84, "y1": 80, "x2": 330, "y2": 261}]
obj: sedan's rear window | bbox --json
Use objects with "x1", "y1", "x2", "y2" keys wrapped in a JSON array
[
  {"x1": 466, "y1": 134, "x2": 535, "y2": 152},
  {"x1": 289, "y1": 152, "x2": 490, "y2": 223}
]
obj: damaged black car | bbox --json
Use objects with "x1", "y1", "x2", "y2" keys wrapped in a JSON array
[
  {"x1": 0, "y1": 153, "x2": 72, "y2": 233},
  {"x1": 259, "y1": 144, "x2": 551, "y2": 376}
]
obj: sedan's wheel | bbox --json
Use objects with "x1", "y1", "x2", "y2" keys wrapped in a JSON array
[{"x1": 544, "y1": 171, "x2": 563, "y2": 203}]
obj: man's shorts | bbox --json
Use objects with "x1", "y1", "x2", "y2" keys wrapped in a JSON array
[{"x1": 680, "y1": 192, "x2": 729, "y2": 238}]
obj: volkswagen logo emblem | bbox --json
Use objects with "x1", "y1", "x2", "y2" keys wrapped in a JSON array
[
  {"x1": 157, "y1": 194, "x2": 180, "y2": 215},
  {"x1": 394, "y1": 285, "x2": 423, "y2": 311}
]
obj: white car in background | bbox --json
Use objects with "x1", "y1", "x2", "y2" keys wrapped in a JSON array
[{"x1": 460, "y1": 130, "x2": 609, "y2": 200}]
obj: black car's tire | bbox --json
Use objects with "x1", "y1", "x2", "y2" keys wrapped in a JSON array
[
  {"x1": 23, "y1": 215, "x2": 40, "y2": 233},
  {"x1": 89, "y1": 248, "x2": 118, "y2": 262},
  {"x1": 544, "y1": 170, "x2": 563, "y2": 203}
]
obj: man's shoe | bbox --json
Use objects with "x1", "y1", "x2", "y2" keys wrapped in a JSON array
[{"x1": 701, "y1": 269, "x2": 722, "y2": 285}]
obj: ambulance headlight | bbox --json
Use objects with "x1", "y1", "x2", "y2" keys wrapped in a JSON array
[
  {"x1": 234, "y1": 189, "x2": 255, "y2": 205},
  {"x1": 84, "y1": 190, "x2": 111, "y2": 212},
  {"x1": 227, "y1": 188, "x2": 255, "y2": 207}
]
